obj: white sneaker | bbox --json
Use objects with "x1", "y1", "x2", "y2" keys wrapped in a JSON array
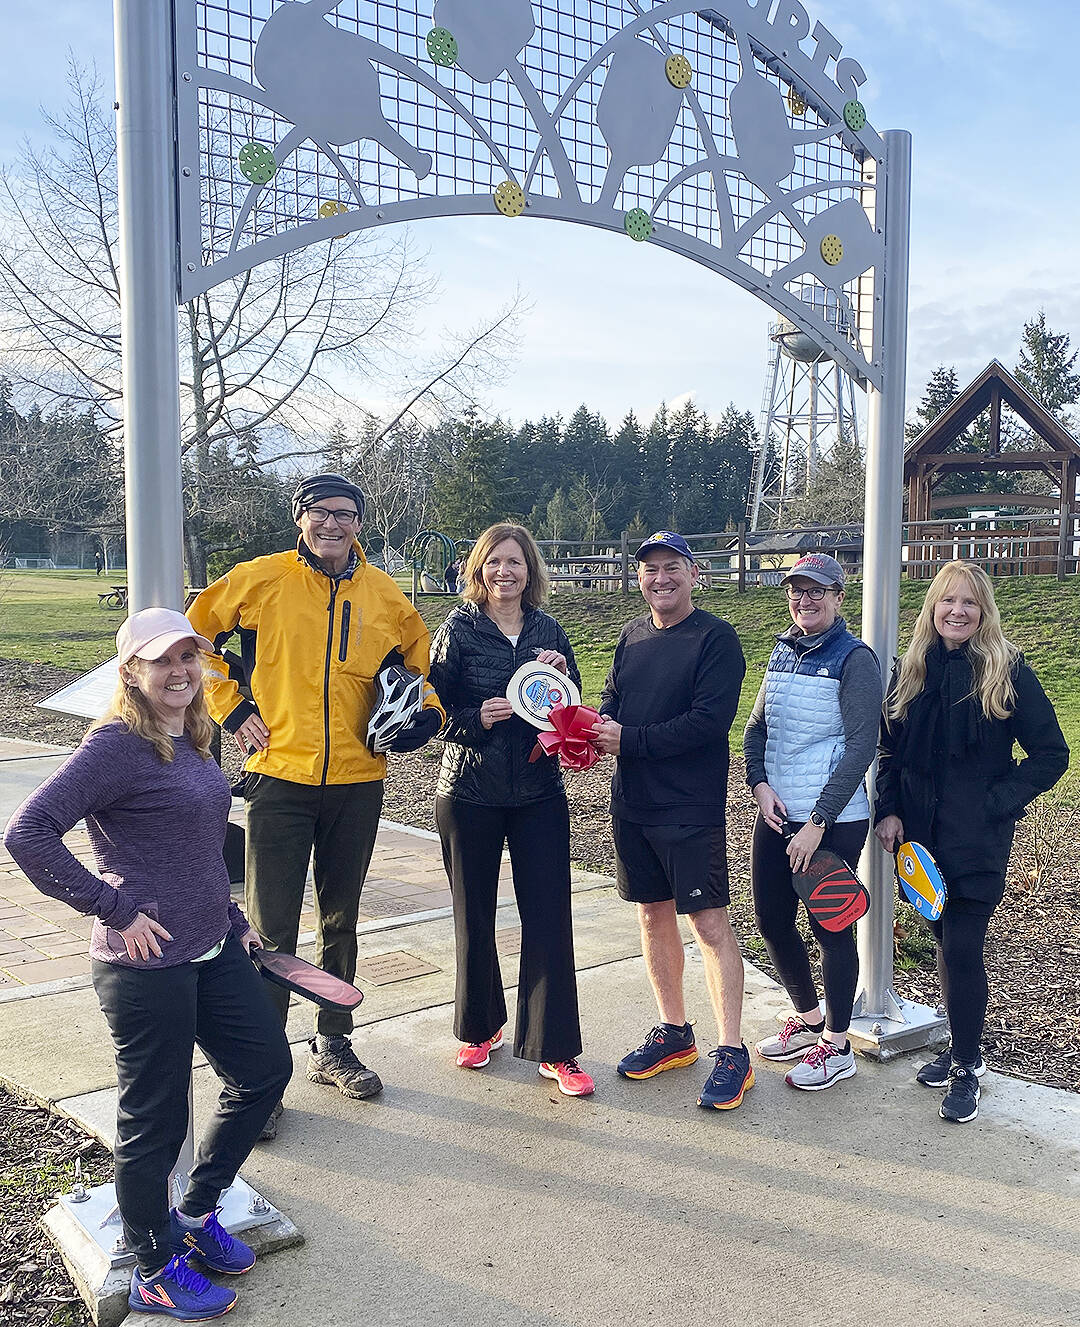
[
  {"x1": 755, "y1": 1015, "x2": 821, "y2": 1062},
  {"x1": 785, "y1": 1040, "x2": 857, "y2": 1091}
]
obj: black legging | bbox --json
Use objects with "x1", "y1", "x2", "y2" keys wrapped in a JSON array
[
  {"x1": 751, "y1": 814, "x2": 869, "y2": 1032},
  {"x1": 928, "y1": 890, "x2": 996, "y2": 1066}
]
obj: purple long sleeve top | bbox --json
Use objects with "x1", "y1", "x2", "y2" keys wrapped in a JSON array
[{"x1": 3, "y1": 722, "x2": 247, "y2": 968}]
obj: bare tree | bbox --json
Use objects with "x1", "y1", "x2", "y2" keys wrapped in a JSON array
[{"x1": 0, "y1": 65, "x2": 519, "y2": 584}]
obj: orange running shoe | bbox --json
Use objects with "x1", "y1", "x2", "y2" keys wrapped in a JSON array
[
  {"x1": 456, "y1": 1029, "x2": 504, "y2": 1069},
  {"x1": 539, "y1": 1059, "x2": 595, "y2": 1097}
]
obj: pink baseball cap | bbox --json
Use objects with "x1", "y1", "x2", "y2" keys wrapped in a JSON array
[{"x1": 115, "y1": 607, "x2": 213, "y2": 667}]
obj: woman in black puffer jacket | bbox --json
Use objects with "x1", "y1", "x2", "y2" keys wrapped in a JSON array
[
  {"x1": 429, "y1": 524, "x2": 593, "y2": 1096},
  {"x1": 875, "y1": 561, "x2": 1067, "y2": 1124}
]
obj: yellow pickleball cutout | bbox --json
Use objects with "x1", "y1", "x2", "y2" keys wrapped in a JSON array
[
  {"x1": 494, "y1": 180, "x2": 525, "y2": 217},
  {"x1": 820, "y1": 234, "x2": 844, "y2": 266},
  {"x1": 665, "y1": 54, "x2": 692, "y2": 89}
]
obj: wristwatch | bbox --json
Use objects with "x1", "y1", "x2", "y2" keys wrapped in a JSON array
[{"x1": 809, "y1": 811, "x2": 827, "y2": 830}]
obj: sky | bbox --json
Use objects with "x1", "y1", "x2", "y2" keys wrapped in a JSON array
[{"x1": 1, "y1": 1, "x2": 1078, "y2": 432}]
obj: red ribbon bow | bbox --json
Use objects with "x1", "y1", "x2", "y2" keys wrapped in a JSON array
[{"x1": 528, "y1": 703, "x2": 602, "y2": 772}]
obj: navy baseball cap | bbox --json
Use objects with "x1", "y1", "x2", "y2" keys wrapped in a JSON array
[
  {"x1": 782, "y1": 553, "x2": 846, "y2": 588},
  {"x1": 635, "y1": 531, "x2": 696, "y2": 562}
]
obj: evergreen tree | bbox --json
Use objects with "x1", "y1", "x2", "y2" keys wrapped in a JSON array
[
  {"x1": 640, "y1": 404, "x2": 672, "y2": 528},
  {"x1": 906, "y1": 365, "x2": 960, "y2": 442},
  {"x1": 429, "y1": 410, "x2": 508, "y2": 538},
  {"x1": 1015, "y1": 311, "x2": 1080, "y2": 422}
]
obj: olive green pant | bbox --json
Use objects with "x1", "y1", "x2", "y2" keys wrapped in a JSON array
[{"x1": 244, "y1": 773, "x2": 383, "y2": 1036}]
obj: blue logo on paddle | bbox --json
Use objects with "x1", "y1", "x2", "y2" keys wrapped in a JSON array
[{"x1": 524, "y1": 678, "x2": 565, "y2": 713}]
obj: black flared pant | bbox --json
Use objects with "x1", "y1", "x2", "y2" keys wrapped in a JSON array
[{"x1": 435, "y1": 794, "x2": 582, "y2": 1062}]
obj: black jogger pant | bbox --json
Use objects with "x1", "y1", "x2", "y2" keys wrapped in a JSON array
[
  {"x1": 435, "y1": 794, "x2": 582, "y2": 1062},
  {"x1": 244, "y1": 773, "x2": 383, "y2": 1036},
  {"x1": 751, "y1": 814, "x2": 869, "y2": 1032},
  {"x1": 92, "y1": 936, "x2": 293, "y2": 1276}
]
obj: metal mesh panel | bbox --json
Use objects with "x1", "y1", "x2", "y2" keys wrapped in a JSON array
[{"x1": 178, "y1": 1, "x2": 885, "y2": 385}]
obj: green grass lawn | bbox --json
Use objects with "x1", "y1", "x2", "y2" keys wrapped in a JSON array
[{"x1": 4, "y1": 567, "x2": 1079, "y2": 754}]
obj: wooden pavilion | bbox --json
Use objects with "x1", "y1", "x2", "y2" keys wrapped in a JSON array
[{"x1": 903, "y1": 360, "x2": 1080, "y2": 579}]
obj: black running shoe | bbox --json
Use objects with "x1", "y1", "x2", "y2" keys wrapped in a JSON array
[
  {"x1": 917, "y1": 1048, "x2": 985, "y2": 1088},
  {"x1": 940, "y1": 1065, "x2": 980, "y2": 1122}
]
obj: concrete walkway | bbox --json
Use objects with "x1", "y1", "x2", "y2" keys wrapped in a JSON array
[{"x1": 2, "y1": 738, "x2": 1079, "y2": 1326}]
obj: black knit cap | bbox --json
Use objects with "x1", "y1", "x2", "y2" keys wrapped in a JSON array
[{"x1": 291, "y1": 473, "x2": 366, "y2": 523}]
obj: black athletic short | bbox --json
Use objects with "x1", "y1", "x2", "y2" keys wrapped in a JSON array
[{"x1": 612, "y1": 818, "x2": 730, "y2": 913}]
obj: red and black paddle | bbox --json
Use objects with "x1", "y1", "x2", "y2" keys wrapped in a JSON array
[{"x1": 783, "y1": 821, "x2": 870, "y2": 933}]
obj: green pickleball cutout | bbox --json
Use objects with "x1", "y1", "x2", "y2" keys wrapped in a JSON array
[
  {"x1": 843, "y1": 100, "x2": 866, "y2": 132},
  {"x1": 238, "y1": 141, "x2": 277, "y2": 185},
  {"x1": 624, "y1": 208, "x2": 653, "y2": 242},
  {"x1": 426, "y1": 26, "x2": 458, "y2": 67}
]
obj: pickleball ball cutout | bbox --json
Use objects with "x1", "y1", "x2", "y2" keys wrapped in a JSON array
[
  {"x1": 843, "y1": 99, "x2": 866, "y2": 132},
  {"x1": 238, "y1": 142, "x2": 277, "y2": 185},
  {"x1": 820, "y1": 234, "x2": 844, "y2": 266},
  {"x1": 665, "y1": 54, "x2": 692, "y2": 90},
  {"x1": 426, "y1": 26, "x2": 459, "y2": 67},
  {"x1": 494, "y1": 180, "x2": 525, "y2": 216},
  {"x1": 624, "y1": 208, "x2": 653, "y2": 242},
  {"x1": 788, "y1": 89, "x2": 806, "y2": 116}
]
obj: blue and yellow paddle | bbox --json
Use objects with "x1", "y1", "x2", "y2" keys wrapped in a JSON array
[{"x1": 895, "y1": 841, "x2": 947, "y2": 922}]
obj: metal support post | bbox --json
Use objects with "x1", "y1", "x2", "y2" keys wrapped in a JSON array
[
  {"x1": 851, "y1": 130, "x2": 945, "y2": 1057},
  {"x1": 115, "y1": 0, "x2": 185, "y2": 613}
]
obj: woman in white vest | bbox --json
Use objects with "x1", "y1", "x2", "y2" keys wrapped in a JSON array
[{"x1": 743, "y1": 554, "x2": 882, "y2": 1090}]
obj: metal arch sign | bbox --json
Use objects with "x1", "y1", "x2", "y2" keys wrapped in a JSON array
[{"x1": 175, "y1": 0, "x2": 890, "y2": 388}]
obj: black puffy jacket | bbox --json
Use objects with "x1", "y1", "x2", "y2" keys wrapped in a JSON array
[{"x1": 429, "y1": 602, "x2": 581, "y2": 806}]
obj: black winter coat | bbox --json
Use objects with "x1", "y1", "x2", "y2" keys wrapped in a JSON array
[
  {"x1": 429, "y1": 602, "x2": 581, "y2": 807},
  {"x1": 876, "y1": 642, "x2": 1068, "y2": 890}
]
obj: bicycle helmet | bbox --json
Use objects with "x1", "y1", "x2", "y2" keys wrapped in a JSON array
[{"x1": 366, "y1": 662, "x2": 427, "y2": 752}]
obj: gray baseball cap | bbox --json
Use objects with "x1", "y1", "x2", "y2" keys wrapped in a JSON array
[{"x1": 781, "y1": 553, "x2": 846, "y2": 588}]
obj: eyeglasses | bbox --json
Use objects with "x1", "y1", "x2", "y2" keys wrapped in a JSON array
[
  {"x1": 305, "y1": 506, "x2": 360, "y2": 525},
  {"x1": 784, "y1": 585, "x2": 831, "y2": 601}
]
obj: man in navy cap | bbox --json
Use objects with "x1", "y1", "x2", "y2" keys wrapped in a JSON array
[
  {"x1": 189, "y1": 473, "x2": 444, "y2": 1133},
  {"x1": 592, "y1": 532, "x2": 752, "y2": 1110}
]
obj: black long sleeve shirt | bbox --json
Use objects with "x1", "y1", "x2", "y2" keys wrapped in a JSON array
[{"x1": 600, "y1": 608, "x2": 745, "y2": 825}]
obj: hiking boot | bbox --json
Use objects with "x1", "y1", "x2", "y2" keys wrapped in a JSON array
[
  {"x1": 257, "y1": 1100, "x2": 283, "y2": 1142},
  {"x1": 170, "y1": 1208, "x2": 255, "y2": 1275},
  {"x1": 785, "y1": 1040, "x2": 857, "y2": 1091},
  {"x1": 617, "y1": 1024, "x2": 698, "y2": 1079},
  {"x1": 916, "y1": 1047, "x2": 986, "y2": 1087},
  {"x1": 755, "y1": 1015, "x2": 822, "y2": 1062},
  {"x1": 539, "y1": 1059, "x2": 595, "y2": 1097},
  {"x1": 697, "y1": 1043, "x2": 754, "y2": 1110},
  {"x1": 129, "y1": 1254, "x2": 237, "y2": 1320},
  {"x1": 306, "y1": 1036, "x2": 383, "y2": 1098},
  {"x1": 457, "y1": 1029, "x2": 504, "y2": 1069},
  {"x1": 940, "y1": 1065, "x2": 980, "y2": 1122}
]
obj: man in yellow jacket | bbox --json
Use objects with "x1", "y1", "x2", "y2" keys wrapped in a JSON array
[{"x1": 188, "y1": 474, "x2": 444, "y2": 1126}]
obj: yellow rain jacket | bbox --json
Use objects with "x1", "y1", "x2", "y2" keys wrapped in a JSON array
[{"x1": 188, "y1": 542, "x2": 444, "y2": 786}]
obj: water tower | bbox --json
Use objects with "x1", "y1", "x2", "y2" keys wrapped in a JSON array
[{"x1": 747, "y1": 314, "x2": 862, "y2": 528}]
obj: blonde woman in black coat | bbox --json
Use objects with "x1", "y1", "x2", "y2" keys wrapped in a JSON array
[{"x1": 875, "y1": 561, "x2": 1067, "y2": 1122}]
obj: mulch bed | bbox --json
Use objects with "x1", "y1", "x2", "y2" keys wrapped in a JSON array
[{"x1": 0, "y1": 1089, "x2": 111, "y2": 1327}]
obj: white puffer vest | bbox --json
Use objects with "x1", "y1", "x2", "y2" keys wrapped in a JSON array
[{"x1": 762, "y1": 619, "x2": 870, "y2": 824}]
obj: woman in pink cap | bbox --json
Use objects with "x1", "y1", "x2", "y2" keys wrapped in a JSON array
[{"x1": 4, "y1": 607, "x2": 292, "y2": 1322}]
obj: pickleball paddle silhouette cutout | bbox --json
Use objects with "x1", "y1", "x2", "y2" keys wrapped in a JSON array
[
  {"x1": 255, "y1": 0, "x2": 432, "y2": 179},
  {"x1": 597, "y1": 39, "x2": 686, "y2": 210},
  {"x1": 432, "y1": 0, "x2": 535, "y2": 84},
  {"x1": 728, "y1": 34, "x2": 841, "y2": 191},
  {"x1": 771, "y1": 197, "x2": 878, "y2": 291}
]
